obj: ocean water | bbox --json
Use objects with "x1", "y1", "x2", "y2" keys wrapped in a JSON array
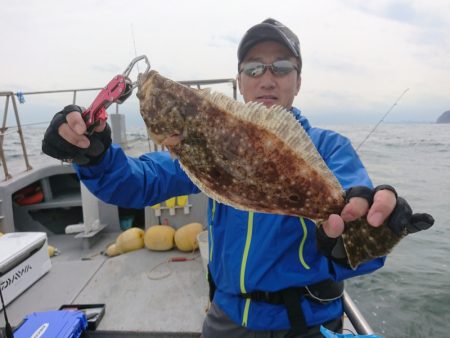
[
  {"x1": 326, "y1": 123, "x2": 450, "y2": 338},
  {"x1": 2, "y1": 122, "x2": 449, "y2": 338}
]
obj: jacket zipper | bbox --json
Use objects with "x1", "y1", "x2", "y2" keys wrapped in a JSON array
[
  {"x1": 240, "y1": 211, "x2": 254, "y2": 326},
  {"x1": 208, "y1": 200, "x2": 216, "y2": 261}
]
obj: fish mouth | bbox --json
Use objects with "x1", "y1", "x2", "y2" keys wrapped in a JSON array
[
  {"x1": 161, "y1": 133, "x2": 184, "y2": 146},
  {"x1": 148, "y1": 131, "x2": 184, "y2": 146}
]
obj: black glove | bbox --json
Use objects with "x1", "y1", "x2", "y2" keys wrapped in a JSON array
[
  {"x1": 316, "y1": 226, "x2": 350, "y2": 267},
  {"x1": 387, "y1": 197, "x2": 434, "y2": 235},
  {"x1": 316, "y1": 185, "x2": 434, "y2": 261},
  {"x1": 345, "y1": 184, "x2": 434, "y2": 235},
  {"x1": 316, "y1": 185, "x2": 377, "y2": 262},
  {"x1": 42, "y1": 105, "x2": 112, "y2": 166}
]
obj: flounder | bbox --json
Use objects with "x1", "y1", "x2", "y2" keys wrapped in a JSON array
[{"x1": 137, "y1": 70, "x2": 403, "y2": 269}]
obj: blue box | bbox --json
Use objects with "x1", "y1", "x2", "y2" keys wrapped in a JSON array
[{"x1": 13, "y1": 310, "x2": 87, "y2": 338}]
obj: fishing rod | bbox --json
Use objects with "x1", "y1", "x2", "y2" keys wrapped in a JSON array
[
  {"x1": 0, "y1": 285, "x2": 14, "y2": 338},
  {"x1": 356, "y1": 88, "x2": 409, "y2": 151}
]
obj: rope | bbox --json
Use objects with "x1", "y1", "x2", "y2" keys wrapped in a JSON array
[{"x1": 146, "y1": 253, "x2": 200, "y2": 280}]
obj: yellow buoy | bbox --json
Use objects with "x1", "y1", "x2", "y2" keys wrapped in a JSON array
[
  {"x1": 144, "y1": 225, "x2": 176, "y2": 251},
  {"x1": 48, "y1": 245, "x2": 59, "y2": 257},
  {"x1": 174, "y1": 222, "x2": 204, "y2": 252},
  {"x1": 116, "y1": 228, "x2": 145, "y2": 253},
  {"x1": 105, "y1": 243, "x2": 121, "y2": 257}
]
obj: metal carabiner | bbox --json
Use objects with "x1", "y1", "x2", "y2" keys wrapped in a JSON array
[
  {"x1": 113, "y1": 55, "x2": 151, "y2": 104},
  {"x1": 122, "y1": 55, "x2": 151, "y2": 89},
  {"x1": 82, "y1": 55, "x2": 151, "y2": 132}
]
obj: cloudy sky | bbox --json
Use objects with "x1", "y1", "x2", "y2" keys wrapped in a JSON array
[{"x1": 1, "y1": 0, "x2": 449, "y2": 126}]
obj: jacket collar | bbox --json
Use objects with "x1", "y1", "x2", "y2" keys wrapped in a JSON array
[{"x1": 290, "y1": 107, "x2": 311, "y2": 131}]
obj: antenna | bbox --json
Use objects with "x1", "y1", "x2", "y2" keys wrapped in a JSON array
[
  {"x1": 0, "y1": 286, "x2": 14, "y2": 338},
  {"x1": 356, "y1": 88, "x2": 409, "y2": 151}
]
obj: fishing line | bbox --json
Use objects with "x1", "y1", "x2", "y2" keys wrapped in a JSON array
[
  {"x1": 0, "y1": 283, "x2": 14, "y2": 338},
  {"x1": 356, "y1": 88, "x2": 409, "y2": 151},
  {"x1": 130, "y1": 23, "x2": 140, "y2": 74}
]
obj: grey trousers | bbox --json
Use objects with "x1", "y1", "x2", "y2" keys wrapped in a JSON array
[{"x1": 202, "y1": 302, "x2": 342, "y2": 338}]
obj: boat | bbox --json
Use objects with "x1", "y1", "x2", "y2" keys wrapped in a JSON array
[{"x1": 0, "y1": 80, "x2": 376, "y2": 337}]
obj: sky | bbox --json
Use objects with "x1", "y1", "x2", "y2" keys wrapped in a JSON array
[{"x1": 1, "y1": 0, "x2": 449, "y2": 127}]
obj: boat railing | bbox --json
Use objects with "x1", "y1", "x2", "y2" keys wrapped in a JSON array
[
  {"x1": 0, "y1": 91, "x2": 33, "y2": 180},
  {"x1": 0, "y1": 78, "x2": 237, "y2": 181},
  {"x1": 343, "y1": 290, "x2": 376, "y2": 334}
]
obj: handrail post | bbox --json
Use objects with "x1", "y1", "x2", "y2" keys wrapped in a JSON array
[
  {"x1": 0, "y1": 92, "x2": 34, "y2": 180},
  {"x1": 11, "y1": 93, "x2": 32, "y2": 171},
  {"x1": 232, "y1": 79, "x2": 237, "y2": 100},
  {"x1": 0, "y1": 94, "x2": 11, "y2": 180}
]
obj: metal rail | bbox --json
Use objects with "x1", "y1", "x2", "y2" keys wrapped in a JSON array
[
  {"x1": 19, "y1": 78, "x2": 237, "y2": 102},
  {"x1": 343, "y1": 290, "x2": 375, "y2": 335},
  {"x1": 0, "y1": 91, "x2": 32, "y2": 180}
]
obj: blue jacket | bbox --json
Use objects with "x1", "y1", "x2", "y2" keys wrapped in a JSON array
[{"x1": 76, "y1": 107, "x2": 385, "y2": 331}]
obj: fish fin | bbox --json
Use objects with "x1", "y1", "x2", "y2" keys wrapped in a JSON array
[{"x1": 205, "y1": 91, "x2": 343, "y2": 195}]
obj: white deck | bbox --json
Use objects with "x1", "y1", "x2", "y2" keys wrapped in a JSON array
[{"x1": 1, "y1": 233, "x2": 208, "y2": 337}]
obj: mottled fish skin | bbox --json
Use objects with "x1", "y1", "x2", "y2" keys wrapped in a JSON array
[
  {"x1": 137, "y1": 70, "x2": 405, "y2": 269},
  {"x1": 174, "y1": 119, "x2": 345, "y2": 220},
  {"x1": 343, "y1": 219, "x2": 404, "y2": 268},
  {"x1": 138, "y1": 70, "x2": 343, "y2": 219}
]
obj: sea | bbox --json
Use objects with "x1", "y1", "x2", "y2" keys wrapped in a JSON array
[
  {"x1": 328, "y1": 123, "x2": 450, "y2": 338},
  {"x1": 2, "y1": 122, "x2": 449, "y2": 338}
]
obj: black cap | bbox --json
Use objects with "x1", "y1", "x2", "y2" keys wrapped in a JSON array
[{"x1": 237, "y1": 18, "x2": 302, "y2": 71}]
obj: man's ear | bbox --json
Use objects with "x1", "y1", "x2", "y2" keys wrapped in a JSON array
[
  {"x1": 237, "y1": 73, "x2": 243, "y2": 95},
  {"x1": 295, "y1": 75, "x2": 301, "y2": 95}
]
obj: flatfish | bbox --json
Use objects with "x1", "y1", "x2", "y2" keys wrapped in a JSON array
[{"x1": 137, "y1": 70, "x2": 403, "y2": 268}]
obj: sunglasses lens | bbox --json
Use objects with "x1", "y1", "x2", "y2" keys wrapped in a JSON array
[
  {"x1": 242, "y1": 62, "x2": 265, "y2": 77},
  {"x1": 272, "y1": 60, "x2": 297, "y2": 75},
  {"x1": 241, "y1": 60, "x2": 298, "y2": 77}
]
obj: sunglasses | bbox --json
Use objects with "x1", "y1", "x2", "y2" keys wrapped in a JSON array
[{"x1": 240, "y1": 60, "x2": 299, "y2": 77}]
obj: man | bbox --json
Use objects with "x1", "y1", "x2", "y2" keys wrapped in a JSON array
[{"x1": 42, "y1": 18, "x2": 433, "y2": 338}]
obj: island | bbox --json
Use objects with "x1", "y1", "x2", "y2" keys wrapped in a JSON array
[{"x1": 437, "y1": 110, "x2": 450, "y2": 123}]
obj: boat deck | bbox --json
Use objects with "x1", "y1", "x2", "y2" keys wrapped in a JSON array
[{"x1": 1, "y1": 233, "x2": 208, "y2": 338}]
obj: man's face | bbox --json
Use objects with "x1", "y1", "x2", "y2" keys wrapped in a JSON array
[{"x1": 238, "y1": 40, "x2": 301, "y2": 110}]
